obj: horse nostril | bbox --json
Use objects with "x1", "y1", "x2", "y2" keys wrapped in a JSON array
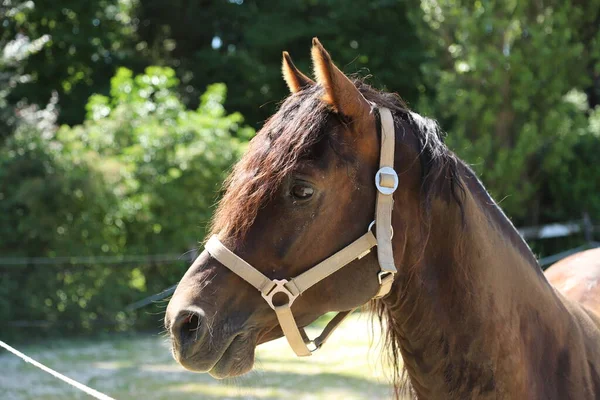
[{"x1": 170, "y1": 308, "x2": 207, "y2": 350}]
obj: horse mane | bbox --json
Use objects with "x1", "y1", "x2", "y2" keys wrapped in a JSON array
[
  {"x1": 211, "y1": 80, "x2": 463, "y2": 242},
  {"x1": 363, "y1": 86, "x2": 465, "y2": 399},
  {"x1": 210, "y1": 84, "x2": 331, "y2": 241},
  {"x1": 210, "y1": 79, "x2": 465, "y2": 397}
]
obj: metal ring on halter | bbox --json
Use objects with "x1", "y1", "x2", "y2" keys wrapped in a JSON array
[
  {"x1": 378, "y1": 271, "x2": 394, "y2": 285},
  {"x1": 261, "y1": 279, "x2": 299, "y2": 310},
  {"x1": 306, "y1": 341, "x2": 319, "y2": 353},
  {"x1": 375, "y1": 167, "x2": 399, "y2": 195},
  {"x1": 368, "y1": 220, "x2": 394, "y2": 239}
]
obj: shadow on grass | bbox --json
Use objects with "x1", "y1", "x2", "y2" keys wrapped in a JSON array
[
  {"x1": 82, "y1": 349, "x2": 391, "y2": 399},
  {"x1": 132, "y1": 368, "x2": 390, "y2": 399}
]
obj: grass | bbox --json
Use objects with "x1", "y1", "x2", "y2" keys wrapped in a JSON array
[{"x1": 0, "y1": 313, "x2": 404, "y2": 399}]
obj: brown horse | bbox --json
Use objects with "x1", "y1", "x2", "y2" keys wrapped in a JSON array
[
  {"x1": 165, "y1": 39, "x2": 600, "y2": 399},
  {"x1": 546, "y1": 248, "x2": 600, "y2": 317}
]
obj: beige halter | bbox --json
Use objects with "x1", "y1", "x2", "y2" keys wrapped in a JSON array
[{"x1": 204, "y1": 107, "x2": 398, "y2": 356}]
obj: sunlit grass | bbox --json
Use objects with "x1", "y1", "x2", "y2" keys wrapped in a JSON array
[{"x1": 0, "y1": 313, "x2": 404, "y2": 399}]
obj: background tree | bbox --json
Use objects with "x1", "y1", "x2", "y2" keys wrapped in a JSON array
[
  {"x1": 412, "y1": 0, "x2": 600, "y2": 226},
  {"x1": 1, "y1": 0, "x2": 144, "y2": 125},
  {"x1": 0, "y1": 67, "x2": 249, "y2": 336},
  {"x1": 0, "y1": 1, "x2": 51, "y2": 142},
  {"x1": 1, "y1": 0, "x2": 598, "y2": 337},
  {"x1": 129, "y1": 0, "x2": 427, "y2": 128}
]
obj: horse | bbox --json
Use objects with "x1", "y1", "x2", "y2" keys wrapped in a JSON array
[
  {"x1": 165, "y1": 38, "x2": 600, "y2": 399},
  {"x1": 546, "y1": 248, "x2": 600, "y2": 317}
]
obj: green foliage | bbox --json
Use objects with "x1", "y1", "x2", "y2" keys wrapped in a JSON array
[
  {"x1": 0, "y1": 118, "x2": 118, "y2": 257},
  {"x1": 1, "y1": 0, "x2": 143, "y2": 125},
  {"x1": 0, "y1": 1, "x2": 51, "y2": 142},
  {"x1": 60, "y1": 66, "x2": 250, "y2": 253},
  {"x1": 412, "y1": 0, "x2": 600, "y2": 224},
  {"x1": 2, "y1": 0, "x2": 426, "y2": 129},
  {"x1": 0, "y1": 67, "x2": 249, "y2": 336},
  {"x1": 545, "y1": 106, "x2": 600, "y2": 221},
  {"x1": 1, "y1": 0, "x2": 599, "y2": 339},
  {"x1": 135, "y1": 0, "x2": 425, "y2": 129}
]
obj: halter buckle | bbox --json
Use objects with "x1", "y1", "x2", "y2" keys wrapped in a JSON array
[
  {"x1": 261, "y1": 279, "x2": 298, "y2": 310},
  {"x1": 378, "y1": 271, "x2": 394, "y2": 285},
  {"x1": 375, "y1": 167, "x2": 398, "y2": 195}
]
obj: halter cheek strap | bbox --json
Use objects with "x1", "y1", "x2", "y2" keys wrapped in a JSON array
[
  {"x1": 203, "y1": 107, "x2": 398, "y2": 357},
  {"x1": 205, "y1": 232, "x2": 377, "y2": 356}
]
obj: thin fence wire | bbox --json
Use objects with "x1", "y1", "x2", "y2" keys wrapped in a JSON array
[
  {"x1": 124, "y1": 284, "x2": 177, "y2": 311},
  {"x1": 0, "y1": 253, "x2": 196, "y2": 266},
  {"x1": 0, "y1": 340, "x2": 115, "y2": 400},
  {"x1": 1, "y1": 219, "x2": 597, "y2": 326},
  {"x1": 0, "y1": 220, "x2": 595, "y2": 266},
  {"x1": 538, "y1": 242, "x2": 600, "y2": 267}
]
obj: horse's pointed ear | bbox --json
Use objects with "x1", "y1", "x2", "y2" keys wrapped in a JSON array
[
  {"x1": 282, "y1": 51, "x2": 314, "y2": 93},
  {"x1": 311, "y1": 37, "x2": 371, "y2": 118}
]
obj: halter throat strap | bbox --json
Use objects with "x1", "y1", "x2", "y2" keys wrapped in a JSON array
[{"x1": 204, "y1": 107, "x2": 398, "y2": 357}]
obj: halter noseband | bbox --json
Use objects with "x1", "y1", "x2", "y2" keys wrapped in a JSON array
[{"x1": 203, "y1": 107, "x2": 398, "y2": 356}]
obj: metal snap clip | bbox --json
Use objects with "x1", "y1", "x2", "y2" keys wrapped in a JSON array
[{"x1": 368, "y1": 220, "x2": 394, "y2": 239}]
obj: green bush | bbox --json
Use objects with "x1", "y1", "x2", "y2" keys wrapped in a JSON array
[
  {"x1": 412, "y1": 0, "x2": 600, "y2": 226},
  {"x1": 0, "y1": 67, "x2": 251, "y2": 337},
  {"x1": 1, "y1": 0, "x2": 141, "y2": 126},
  {"x1": 545, "y1": 106, "x2": 600, "y2": 221}
]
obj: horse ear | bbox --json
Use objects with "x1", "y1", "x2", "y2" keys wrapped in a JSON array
[
  {"x1": 311, "y1": 37, "x2": 371, "y2": 118},
  {"x1": 282, "y1": 51, "x2": 314, "y2": 93}
]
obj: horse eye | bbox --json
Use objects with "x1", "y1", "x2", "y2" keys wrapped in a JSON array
[{"x1": 291, "y1": 183, "x2": 314, "y2": 200}]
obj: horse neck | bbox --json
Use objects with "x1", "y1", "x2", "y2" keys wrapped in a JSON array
[{"x1": 382, "y1": 163, "x2": 567, "y2": 398}]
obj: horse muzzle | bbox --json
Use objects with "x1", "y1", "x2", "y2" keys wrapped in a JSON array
[{"x1": 166, "y1": 304, "x2": 257, "y2": 377}]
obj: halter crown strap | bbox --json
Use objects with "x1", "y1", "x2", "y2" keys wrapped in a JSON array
[
  {"x1": 202, "y1": 107, "x2": 398, "y2": 357},
  {"x1": 374, "y1": 107, "x2": 398, "y2": 297}
]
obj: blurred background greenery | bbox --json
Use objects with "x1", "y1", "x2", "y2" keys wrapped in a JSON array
[{"x1": 1, "y1": 0, "x2": 599, "y2": 339}]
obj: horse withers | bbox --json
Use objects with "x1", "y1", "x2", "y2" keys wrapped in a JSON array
[{"x1": 165, "y1": 39, "x2": 600, "y2": 399}]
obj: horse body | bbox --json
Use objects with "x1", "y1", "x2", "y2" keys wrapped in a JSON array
[
  {"x1": 165, "y1": 39, "x2": 600, "y2": 399},
  {"x1": 381, "y1": 163, "x2": 600, "y2": 398},
  {"x1": 543, "y1": 249, "x2": 600, "y2": 399},
  {"x1": 546, "y1": 249, "x2": 600, "y2": 317}
]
